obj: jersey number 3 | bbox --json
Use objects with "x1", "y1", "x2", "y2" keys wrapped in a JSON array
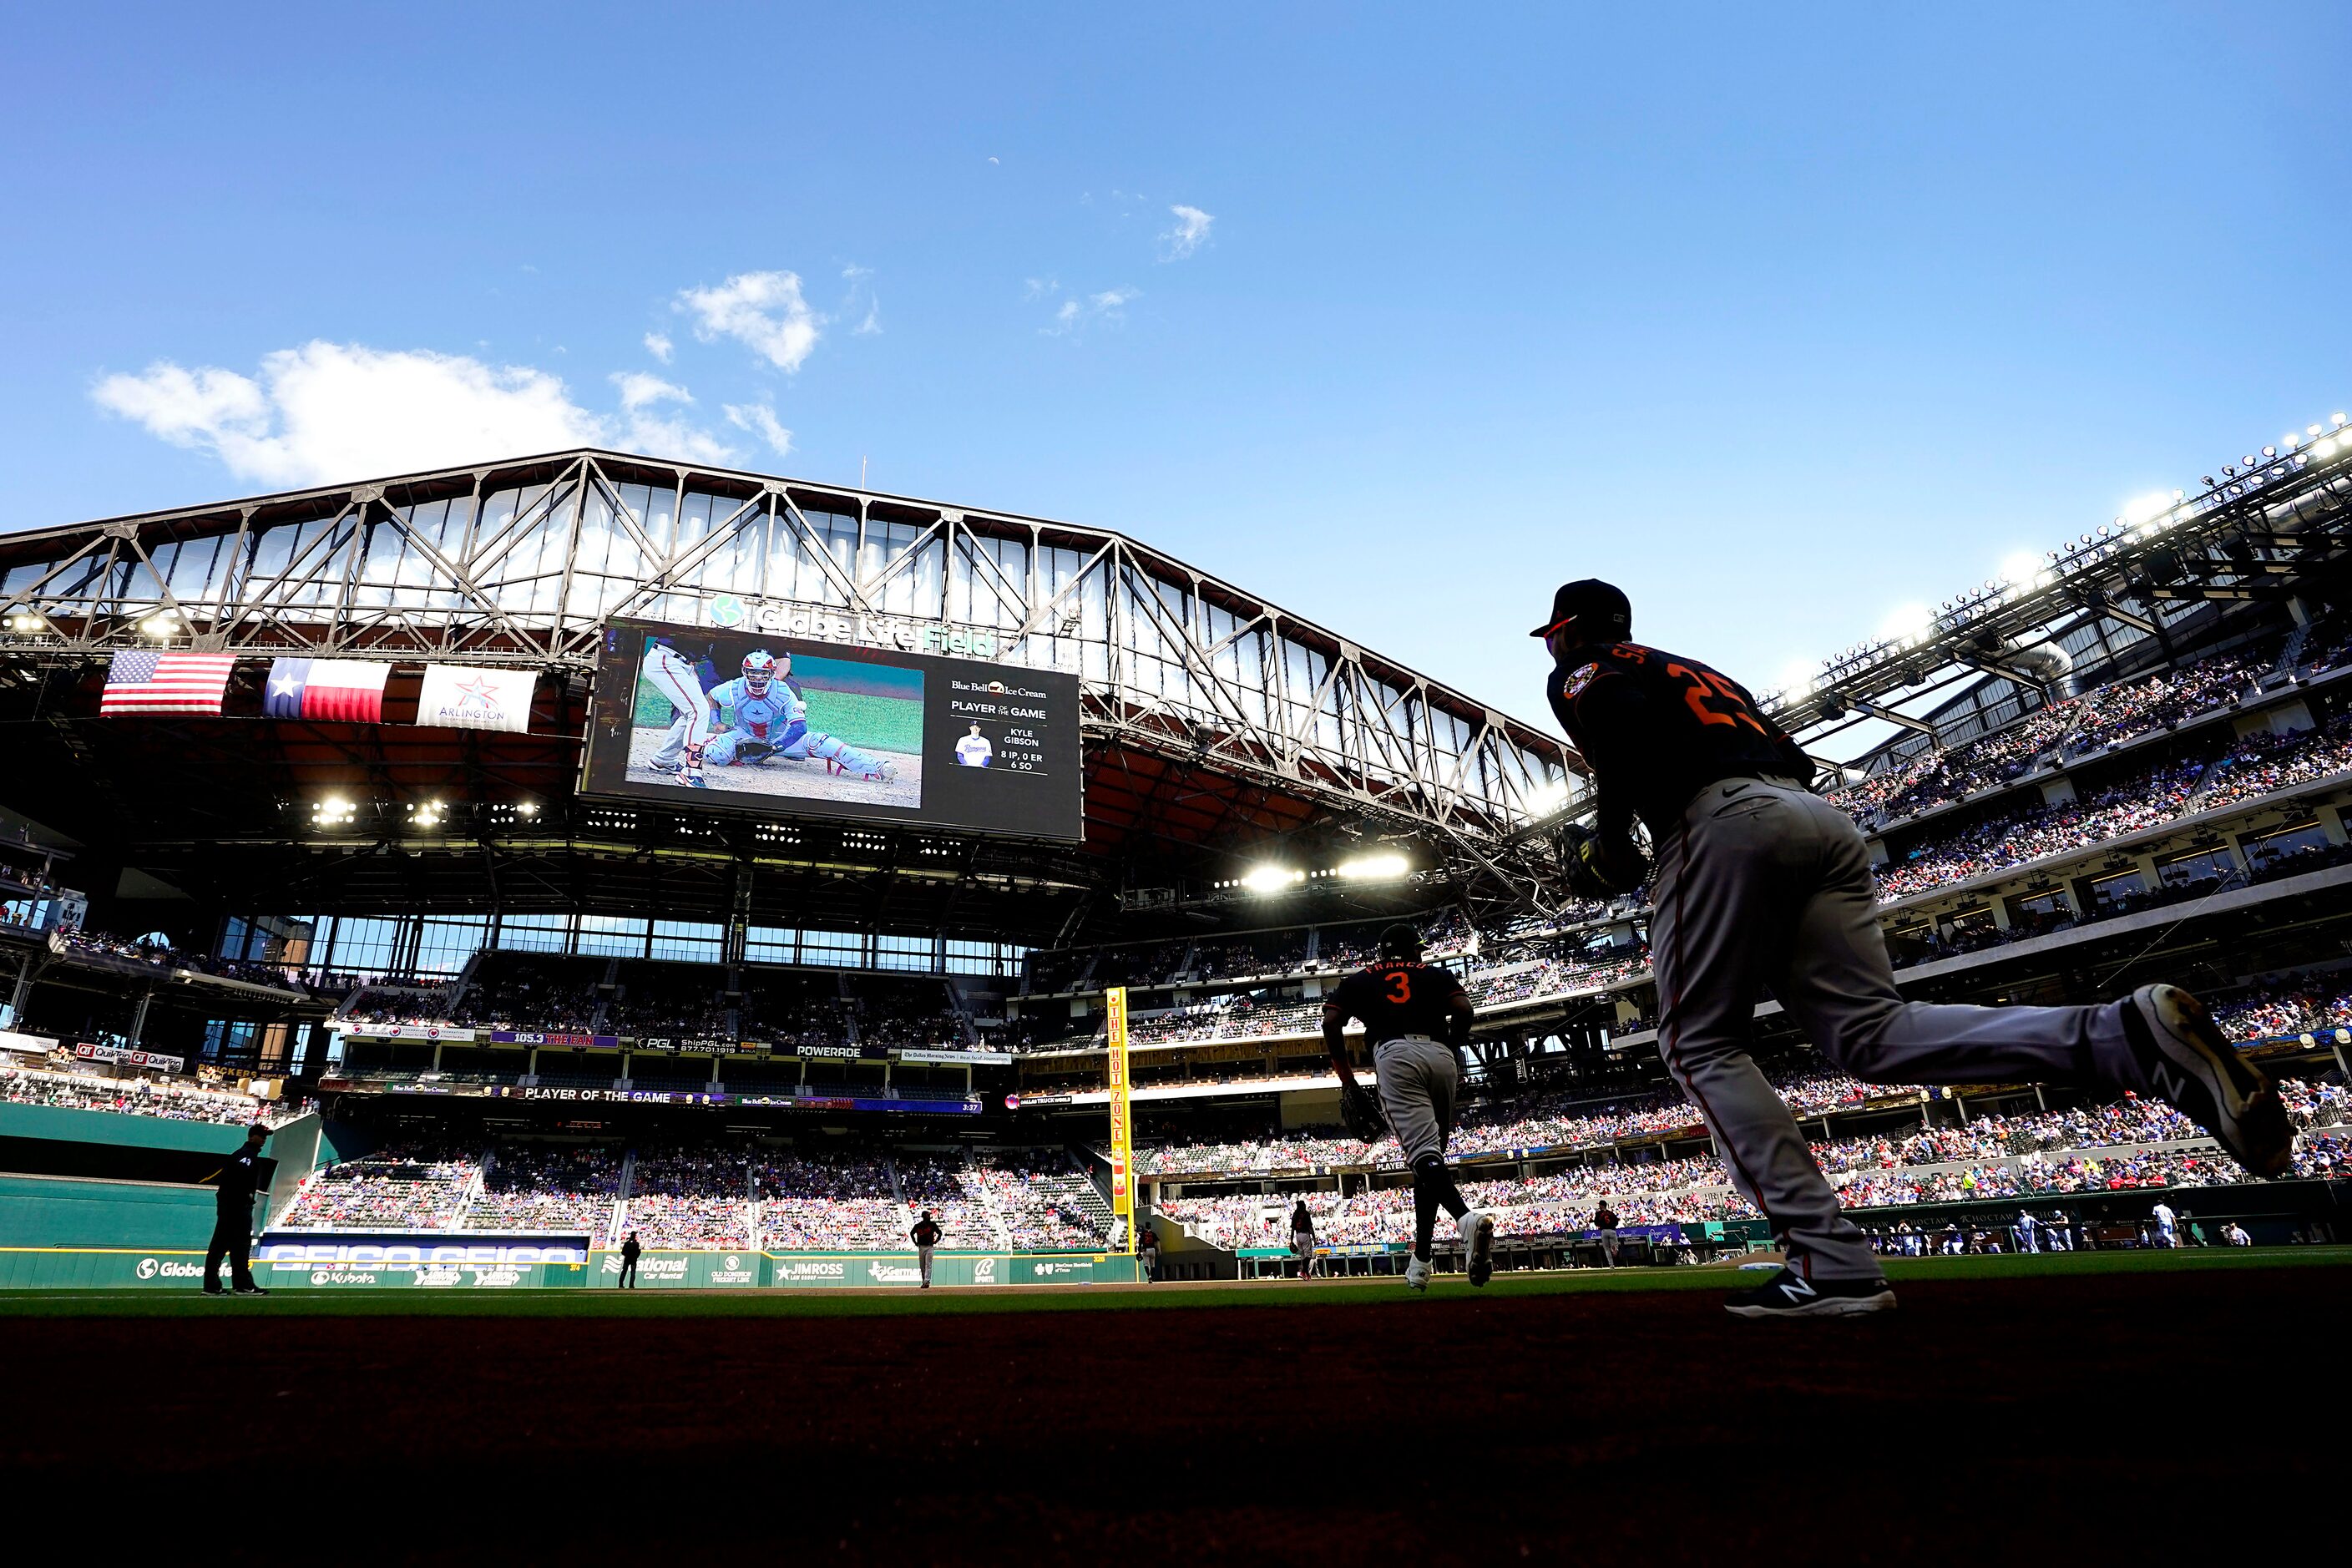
[
  {"x1": 1666, "y1": 663, "x2": 1768, "y2": 734},
  {"x1": 1384, "y1": 971, "x2": 1412, "y2": 1003}
]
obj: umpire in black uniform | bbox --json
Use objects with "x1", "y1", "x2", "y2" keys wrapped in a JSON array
[{"x1": 204, "y1": 1122, "x2": 270, "y2": 1296}]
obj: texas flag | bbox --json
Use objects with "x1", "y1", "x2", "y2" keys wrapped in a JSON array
[{"x1": 264, "y1": 657, "x2": 392, "y2": 722}]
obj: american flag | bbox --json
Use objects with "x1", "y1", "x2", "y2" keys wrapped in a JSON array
[{"x1": 99, "y1": 650, "x2": 238, "y2": 716}]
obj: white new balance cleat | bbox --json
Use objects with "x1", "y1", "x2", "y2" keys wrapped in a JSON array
[
  {"x1": 1459, "y1": 1209, "x2": 1495, "y2": 1287},
  {"x1": 1404, "y1": 1255, "x2": 1431, "y2": 1292},
  {"x1": 1724, "y1": 1267, "x2": 1895, "y2": 1319},
  {"x1": 873, "y1": 759, "x2": 900, "y2": 783}
]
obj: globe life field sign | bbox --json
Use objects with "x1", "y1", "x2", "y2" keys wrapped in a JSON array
[{"x1": 581, "y1": 616, "x2": 1083, "y2": 842}]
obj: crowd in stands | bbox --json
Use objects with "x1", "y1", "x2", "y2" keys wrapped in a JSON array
[
  {"x1": 42, "y1": 926, "x2": 307, "y2": 991},
  {"x1": 609, "y1": 962, "x2": 731, "y2": 1040},
  {"x1": 276, "y1": 1147, "x2": 480, "y2": 1231},
  {"x1": 738, "y1": 970, "x2": 852, "y2": 1050},
  {"x1": 975, "y1": 1152, "x2": 1106, "y2": 1248},
  {"x1": 853, "y1": 978, "x2": 964, "y2": 1049},
  {"x1": 2061, "y1": 652, "x2": 2265, "y2": 758},
  {"x1": 1, "y1": 1064, "x2": 286, "y2": 1125},
  {"x1": 621, "y1": 1144, "x2": 757, "y2": 1247},
  {"x1": 1152, "y1": 1077, "x2": 2349, "y2": 1245},
  {"x1": 465, "y1": 1143, "x2": 622, "y2": 1244},
  {"x1": 753, "y1": 1147, "x2": 908, "y2": 1249},
  {"x1": 340, "y1": 984, "x2": 461, "y2": 1025},
  {"x1": 1828, "y1": 649, "x2": 2271, "y2": 830},
  {"x1": 898, "y1": 1151, "x2": 997, "y2": 1247},
  {"x1": 457, "y1": 953, "x2": 602, "y2": 1032}
]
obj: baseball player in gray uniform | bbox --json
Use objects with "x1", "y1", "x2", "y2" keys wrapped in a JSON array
[
  {"x1": 1533, "y1": 578, "x2": 2294, "y2": 1318},
  {"x1": 647, "y1": 645, "x2": 899, "y2": 787},
  {"x1": 1322, "y1": 924, "x2": 1495, "y2": 1291}
]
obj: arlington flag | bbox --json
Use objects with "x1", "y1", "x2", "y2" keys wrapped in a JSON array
[
  {"x1": 263, "y1": 658, "x2": 392, "y2": 723},
  {"x1": 415, "y1": 664, "x2": 536, "y2": 733}
]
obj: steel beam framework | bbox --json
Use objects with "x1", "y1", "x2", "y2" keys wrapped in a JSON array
[{"x1": 0, "y1": 449, "x2": 1576, "y2": 912}]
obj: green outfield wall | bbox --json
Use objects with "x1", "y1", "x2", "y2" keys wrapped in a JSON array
[
  {"x1": 0, "y1": 1247, "x2": 1141, "y2": 1290},
  {"x1": 0, "y1": 1176, "x2": 221, "y2": 1249}
]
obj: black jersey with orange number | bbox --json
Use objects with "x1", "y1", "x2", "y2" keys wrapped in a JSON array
[
  {"x1": 1545, "y1": 640, "x2": 1813, "y2": 841},
  {"x1": 1323, "y1": 960, "x2": 1472, "y2": 1049}
]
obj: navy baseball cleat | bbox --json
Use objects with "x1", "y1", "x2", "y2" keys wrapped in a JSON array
[
  {"x1": 1460, "y1": 1209, "x2": 1495, "y2": 1287},
  {"x1": 2122, "y1": 984, "x2": 2293, "y2": 1179},
  {"x1": 1724, "y1": 1268, "x2": 1895, "y2": 1319}
]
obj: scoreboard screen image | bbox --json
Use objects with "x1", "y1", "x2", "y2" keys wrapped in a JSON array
[{"x1": 579, "y1": 616, "x2": 1084, "y2": 842}]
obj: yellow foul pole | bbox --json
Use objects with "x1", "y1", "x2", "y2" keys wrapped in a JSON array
[{"x1": 1105, "y1": 984, "x2": 1136, "y2": 1255}]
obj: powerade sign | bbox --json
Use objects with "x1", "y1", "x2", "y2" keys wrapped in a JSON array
[{"x1": 257, "y1": 1233, "x2": 589, "y2": 1267}]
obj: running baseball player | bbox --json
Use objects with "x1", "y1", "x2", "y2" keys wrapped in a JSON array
[
  {"x1": 1321, "y1": 924, "x2": 1495, "y2": 1291},
  {"x1": 649, "y1": 645, "x2": 900, "y2": 787},
  {"x1": 1531, "y1": 577, "x2": 2293, "y2": 1318}
]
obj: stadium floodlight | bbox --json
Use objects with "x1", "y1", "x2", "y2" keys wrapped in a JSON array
[
  {"x1": 2333, "y1": 412, "x2": 2348, "y2": 427},
  {"x1": 3, "y1": 608, "x2": 45, "y2": 633},
  {"x1": 139, "y1": 611, "x2": 180, "y2": 639},
  {"x1": 1999, "y1": 553, "x2": 2042, "y2": 589},
  {"x1": 1880, "y1": 603, "x2": 1935, "y2": 647},
  {"x1": 1240, "y1": 864, "x2": 1303, "y2": 894},
  {"x1": 2122, "y1": 493, "x2": 2170, "y2": 526},
  {"x1": 516, "y1": 800, "x2": 539, "y2": 817},
  {"x1": 312, "y1": 797, "x2": 356, "y2": 827},
  {"x1": 1337, "y1": 852, "x2": 1411, "y2": 882}
]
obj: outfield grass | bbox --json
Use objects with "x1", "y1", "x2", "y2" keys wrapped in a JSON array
[{"x1": 3, "y1": 1244, "x2": 2343, "y2": 1320}]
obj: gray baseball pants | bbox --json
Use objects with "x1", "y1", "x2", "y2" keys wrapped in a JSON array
[
  {"x1": 1650, "y1": 776, "x2": 2148, "y2": 1282},
  {"x1": 1374, "y1": 1036, "x2": 1459, "y2": 1166}
]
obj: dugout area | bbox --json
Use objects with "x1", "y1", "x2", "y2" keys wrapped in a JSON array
[{"x1": 3, "y1": 1251, "x2": 2342, "y2": 1564}]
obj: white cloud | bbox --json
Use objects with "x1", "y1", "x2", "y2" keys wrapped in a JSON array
[
  {"x1": 1161, "y1": 204, "x2": 1214, "y2": 259},
  {"x1": 621, "y1": 410, "x2": 735, "y2": 465},
  {"x1": 1024, "y1": 277, "x2": 1059, "y2": 301},
  {"x1": 93, "y1": 342, "x2": 602, "y2": 487},
  {"x1": 675, "y1": 270, "x2": 822, "y2": 372},
  {"x1": 842, "y1": 265, "x2": 882, "y2": 336},
  {"x1": 93, "y1": 341, "x2": 740, "y2": 484},
  {"x1": 610, "y1": 372, "x2": 691, "y2": 412},
  {"x1": 643, "y1": 331, "x2": 674, "y2": 363},
  {"x1": 1039, "y1": 286, "x2": 1139, "y2": 337},
  {"x1": 723, "y1": 401, "x2": 794, "y2": 457}
]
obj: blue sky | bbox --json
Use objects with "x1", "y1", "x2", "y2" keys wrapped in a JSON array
[{"x1": 3, "y1": 4, "x2": 2347, "y2": 734}]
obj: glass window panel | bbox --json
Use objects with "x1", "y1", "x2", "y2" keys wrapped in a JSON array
[
  {"x1": 650, "y1": 919, "x2": 725, "y2": 962},
  {"x1": 417, "y1": 916, "x2": 488, "y2": 976},
  {"x1": 799, "y1": 929, "x2": 861, "y2": 968},
  {"x1": 575, "y1": 913, "x2": 649, "y2": 959},
  {"x1": 745, "y1": 925, "x2": 797, "y2": 964},
  {"x1": 496, "y1": 913, "x2": 571, "y2": 953}
]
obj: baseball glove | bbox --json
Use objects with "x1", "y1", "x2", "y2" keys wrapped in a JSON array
[
  {"x1": 1339, "y1": 1079, "x2": 1386, "y2": 1141},
  {"x1": 1560, "y1": 821, "x2": 1651, "y2": 900}
]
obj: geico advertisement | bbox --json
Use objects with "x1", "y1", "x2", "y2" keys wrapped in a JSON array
[{"x1": 256, "y1": 1240, "x2": 589, "y2": 1267}]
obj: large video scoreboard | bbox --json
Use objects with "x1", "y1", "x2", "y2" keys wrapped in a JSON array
[{"x1": 579, "y1": 616, "x2": 1084, "y2": 842}]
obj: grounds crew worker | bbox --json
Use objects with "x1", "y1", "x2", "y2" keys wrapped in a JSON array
[
  {"x1": 204, "y1": 1122, "x2": 270, "y2": 1296},
  {"x1": 1533, "y1": 578, "x2": 2291, "y2": 1318}
]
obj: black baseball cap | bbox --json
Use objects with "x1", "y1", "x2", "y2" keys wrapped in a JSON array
[{"x1": 1530, "y1": 579, "x2": 1632, "y2": 639}]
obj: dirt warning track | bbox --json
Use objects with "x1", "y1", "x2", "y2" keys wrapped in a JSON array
[{"x1": 8, "y1": 1263, "x2": 2336, "y2": 1564}]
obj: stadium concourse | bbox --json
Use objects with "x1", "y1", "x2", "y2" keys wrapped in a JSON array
[{"x1": 0, "y1": 432, "x2": 2350, "y2": 1297}]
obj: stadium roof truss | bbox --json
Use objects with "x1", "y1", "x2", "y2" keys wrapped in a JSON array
[
  {"x1": 0, "y1": 451, "x2": 1579, "y2": 919},
  {"x1": 1765, "y1": 428, "x2": 2352, "y2": 756}
]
